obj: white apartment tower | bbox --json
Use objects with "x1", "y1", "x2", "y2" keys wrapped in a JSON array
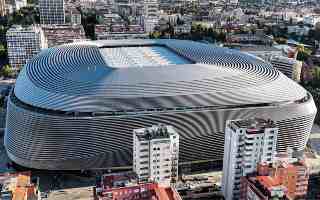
[
  {"x1": 222, "y1": 118, "x2": 278, "y2": 200},
  {"x1": 133, "y1": 125, "x2": 179, "y2": 185},
  {"x1": 39, "y1": 0, "x2": 65, "y2": 24},
  {"x1": 6, "y1": 25, "x2": 47, "y2": 72},
  {"x1": 143, "y1": 0, "x2": 159, "y2": 32}
]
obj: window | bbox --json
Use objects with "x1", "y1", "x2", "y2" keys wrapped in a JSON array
[{"x1": 140, "y1": 167, "x2": 149, "y2": 170}]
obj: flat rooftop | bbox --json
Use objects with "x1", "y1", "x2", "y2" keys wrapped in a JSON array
[
  {"x1": 230, "y1": 118, "x2": 276, "y2": 131},
  {"x1": 134, "y1": 125, "x2": 177, "y2": 141},
  {"x1": 100, "y1": 45, "x2": 192, "y2": 68}
]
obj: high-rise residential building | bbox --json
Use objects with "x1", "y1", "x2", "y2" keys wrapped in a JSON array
[
  {"x1": 222, "y1": 118, "x2": 278, "y2": 200},
  {"x1": 143, "y1": 0, "x2": 159, "y2": 32},
  {"x1": 6, "y1": 25, "x2": 47, "y2": 72},
  {"x1": 0, "y1": 0, "x2": 6, "y2": 16},
  {"x1": 39, "y1": 0, "x2": 65, "y2": 24},
  {"x1": 133, "y1": 125, "x2": 179, "y2": 185},
  {"x1": 270, "y1": 55, "x2": 303, "y2": 82}
]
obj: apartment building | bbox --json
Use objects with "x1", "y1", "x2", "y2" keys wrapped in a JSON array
[
  {"x1": 39, "y1": 0, "x2": 65, "y2": 24},
  {"x1": 240, "y1": 150, "x2": 309, "y2": 200},
  {"x1": 41, "y1": 24, "x2": 86, "y2": 47},
  {"x1": 133, "y1": 125, "x2": 179, "y2": 186},
  {"x1": 143, "y1": 0, "x2": 159, "y2": 32},
  {"x1": 6, "y1": 25, "x2": 47, "y2": 72},
  {"x1": 222, "y1": 118, "x2": 278, "y2": 200}
]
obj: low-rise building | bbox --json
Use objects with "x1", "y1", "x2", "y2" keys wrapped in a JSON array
[
  {"x1": 226, "y1": 33, "x2": 273, "y2": 45},
  {"x1": 240, "y1": 175, "x2": 287, "y2": 200},
  {"x1": 144, "y1": 17, "x2": 159, "y2": 33},
  {"x1": 287, "y1": 25, "x2": 310, "y2": 37},
  {"x1": 42, "y1": 24, "x2": 86, "y2": 47},
  {"x1": 94, "y1": 172, "x2": 182, "y2": 200},
  {"x1": 174, "y1": 24, "x2": 192, "y2": 35},
  {"x1": 240, "y1": 150, "x2": 310, "y2": 200},
  {"x1": 133, "y1": 125, "x2": 179, "y2": 185},
  {"x1": 0, "y1": 171, "x2": 39, "y2": 200},
  {"x1": 96, "y1": 32, "x2": 149, "y2": 40},
  {"x1": 68, "y1": 8, "x2": 81, "y2": 25}
]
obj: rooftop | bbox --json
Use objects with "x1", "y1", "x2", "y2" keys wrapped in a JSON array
[
  {"x1": 256, "y1": 176, "x2": 282, "y2": 188},
  {"x1": 96, "y1": 172, "x2": 182, "y2": 200},
  {"x1": 134, "y1": 125, "x2": 178, "y2": 141},
  {"x1": 101, "y1": 172, "x2": 138, "y2": 190},
  {"x1": 7, "y1": 25, "x2": 42, "y2": 34},
  {"x1": 230, "y1": 118, "x2": 276, "y2": 131}
]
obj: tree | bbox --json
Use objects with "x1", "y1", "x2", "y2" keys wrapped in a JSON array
[
  {"x1": 149, "y1": 31, "x2": 161, "y2": 39},
  {"x1": 296, "y1": 44, "x2": 312, "y2": 62},
  {"x1": 0, "y1": 45, "x2": 6, "y2": 58},
  {"x1": 0, "y1": 65, "x2": 14, "y2": 78}
]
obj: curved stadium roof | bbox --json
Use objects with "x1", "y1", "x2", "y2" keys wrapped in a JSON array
[{"x1": 14, "y1": 39, "x2": 307, "y2": 113}]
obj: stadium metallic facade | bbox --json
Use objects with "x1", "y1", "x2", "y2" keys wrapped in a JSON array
[{"x1": 4, "y1": 40, "x2": 317, "y2": 170}]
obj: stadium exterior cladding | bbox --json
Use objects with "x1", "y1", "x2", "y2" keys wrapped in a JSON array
[{"x1": 5, "y1": 39, "x2": 317, "y2": 170}]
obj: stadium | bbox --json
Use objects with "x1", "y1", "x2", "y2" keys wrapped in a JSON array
[{"x1": 4, "y1": 39, "x2": 317, "y2": 170}]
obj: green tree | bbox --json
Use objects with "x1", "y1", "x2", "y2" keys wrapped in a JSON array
[
  {"x1": 0, "y1": 44, "x2": 6, "y2": 58},
  {"x1": 0, "y1": 65, "x2": 14, "y2": 78}
]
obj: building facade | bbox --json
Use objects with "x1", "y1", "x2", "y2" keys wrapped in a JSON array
[
  {"x1": 240, "y1": 176, "x2": 287, "y2": 200},
  {"x1": 222, "y1": 118, "x2": 278, "y2": 200},
  {"x1": 41, "y1": 24, "x2": 86, "y2": 47},
  {"x1": 39, "y1": 0, "x2": 65, "y2": 24},
  {"x1": 133, "y1": 125, "x2": 179, "y2": 185},
  {"x1": 95, "y1": 172, "x2": 182, "y2": 200},
  {"x1": 272, "y1": 159, "x2": 309, "y2": 199},
  {"x1": 6, "y1": 25, "x2": 47, "y2": 72},
  {"x1": 240, "y1": 152, "x2": 309, "y2": 200},
  {"x1": 143, "y1": 0, "x2": 159, "y2": 32}
]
